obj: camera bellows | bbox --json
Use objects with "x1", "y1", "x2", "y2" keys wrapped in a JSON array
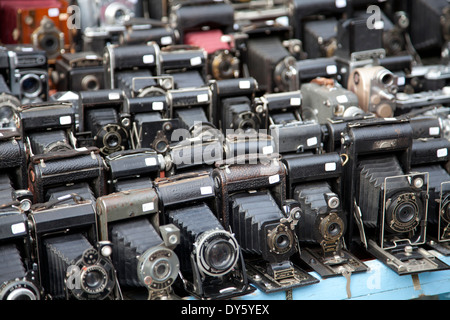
[
  {"x1": 168, "y1": 203, "x2": 239, "y2": 277},
  {"x1": 230, "y1": 191, "x2": 286, "y2": 256},
  {"x1": 110, "y1": 217, "x2": 163, "y2": 287},
  {"x1": 0, "y1": 243, "x2": 27, "y2": 284},
  {"x1": 0, "y1": 173, "x2": 14, "y2": 208},
  {"x1": 294, "y1": 181, "x2": 345, "y2": 244},
  {"x1": 43, "y1": 233, "x2": 93, "y2": 299},
  {"x1": 357, "y1": 155, "x2": 410, "y2": 229},
  {"x1": 28, "y1": 130, "x2": 72, "y2": 155}
]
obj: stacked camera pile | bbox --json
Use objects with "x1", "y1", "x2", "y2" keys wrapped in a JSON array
[{"x1": 1, "y1": 0, "x2": 450, "y2": 300}]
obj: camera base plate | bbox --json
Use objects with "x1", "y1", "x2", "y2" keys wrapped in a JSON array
[
  {"x1": 244, "y1": 258, "x2": 319, "y2": 294},
  {"x1": 426, "y1": 238, "x2": 450, "y2": 256},
  {"x1": 300, "y1": 247, "x2": 369, "y2": 278},
  {"x1": 368, "y1": 240, "x2": 450, "y2": 276}
]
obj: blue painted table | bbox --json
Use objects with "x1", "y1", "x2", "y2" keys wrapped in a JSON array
[{"x1": 237, "y1": 252, "x2": 450, "y2": 300}]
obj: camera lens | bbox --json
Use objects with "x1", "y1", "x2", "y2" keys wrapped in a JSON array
[
  {"x1": 318, "y1": 213, "x2": 345, "y2": 241},
  {"x1": 81, "y1": 75, "x2": 100, "y2": 91},
  {"x1": 85, "y1": 270, "x2": 104, "y2": 288},
  {"x1": 386, "y1": 193, "x2": 421, "y2": 233},
  {"x1": 205, "y1": 239, "x2": 235, "y2": 271},
  {"x1": 39, "y1": 34, "x2": 59, "y2": 53},
  {"x1": 327, "y1": 222, "x2": 342, "y2": 238},
  {"x1": 138, "y1": 247, "x2": 179, "y2": 290},
  {"x1": 2, "y1": 286, "x2": 39, "y2": 300},
  {"x1": 274, "y1": 233, "x2": 290, "y2": 250},
  {"x1": 396, "y1": 203, "x2": 416, "y2": 224},
  {"x1": 197, "y1": 230, "x2": 239, "y2": 277},
  {"x1": 105, "y1": 132, "x2": 120, "y2": 148},
  {"x1": 153, "y1": 259, "x2": 171, "y2": 281},
  {"x1": 81, "y1": 266, "x2": 107, "y2": 294},
  {"x1": 20, "y1": 74, "x2": 43, "y2": 98}
]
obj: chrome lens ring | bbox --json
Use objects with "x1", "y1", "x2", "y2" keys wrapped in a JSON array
[{"x1": 195, "y1": 229, "x2": 239, "y2": 277}]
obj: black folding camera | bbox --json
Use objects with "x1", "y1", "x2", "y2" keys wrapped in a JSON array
[
  {"x1": 282, "y1": 152, "x2": 369, "y2": 278},
  {"x1": 104, "y1": 148, "x2": 165, "y2": 192},
  {"x1": 20, "y1": 102, "x2": 76, "y2": 157},
  {"x1": 103, "y1": 42, "x2": 161, "y2": 96},
  {"x1": 78, "y1": 89, "x2": 130, "y2": 155},
  {"x1": 96, "y1": 187, "x2": 181, "y2": 300},
  {"x1": 155, "y1": 171, "x2": 253, "y2": 299},
  {"x1": 159, "y1": 45, "x2": 208, "y2": 89},
  {"x1": 406, "y1": 121, "x2": 450, "y2": 255},
  {"x1": 53, "y1": 52, "x2": 105, "y2": 92},
  {"x1": 244, "y1": 33, "x2": 299, "y2": 94},
  {"x1": 340, "y1": 117, "x2": 450, "y2": 275},
  {"x1": 212, "y1": 157, "x2": 319, "y2": 293},
  {"x1": 0, "y1": 207, "x2": 42, "y2": 300},
  {"x1": 210, "y1": 77, "x2": 265, "y2": 133},
  {"x1": 21, "y1": 104, "x2": 106, "y2": 203},
  {"x1": 28, "y1": 197, "x2": 121, "y2": 300}
]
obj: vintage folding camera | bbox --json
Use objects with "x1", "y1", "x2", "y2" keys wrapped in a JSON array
[
  {"x1": 53, "y1": 52, "x2": 105, "y2": 92},
  {"x1": 154, "y1": 171, "x2": 253, "y2": 299},
  {"x1": 20, "y1": 102, "x2": 76, "y2": 157},
  {"x1": 159, "y1": 45, "x2": 208, "y2": 89},
  {"x1": 0, "y1": 0, "x2": 71, "y2": 60},
  {"x1": 96, "y1": 187, "x2": 181, "y2": 299},
  {"x1": 0, "y1": 204, "x2": 42, "y2": 300},
  {"x1": 244, "y1": 32, "x2": 299, "y2": 94},
  {"x1": 282, "y1": 152, "x2": 369, "y2": 278},
  {"x1": 103, "y1": 42, "x2": 161, "y2": 96},
  {"x1": 210, "y1": 77, "x2": 265, "y2": 133},
  {"x1": 258, "y1": 90, "x2": 302, "y2": 125},
  {"x1": 3, "y1": 45, "x2": 49, "y2": 104},
  {"x1": 406, "y1": 125, "x2": 450, "y2": 255},
  {"x1": 302, "y1": 18, "x2": 339, "y2": 59},
  {"x1": 347, "y1": 66, "x2": 398, "y2": 118},
  {"x1": 170, "y1": 0, "x2": 241, "y2": 80},
  {"x1": 212, "y1": 157, "x2": 319, "y2": 293},
  {"x1": 128, "y1": 93, "x2": 181, "y2": 154},
  {"x1": 104, "y1": 148, "x2": 165, "y2": 192},
  {"x1": 77, "y1": 89, "x2": 130, "y2": 155},
  {"x1": 27, "y1": 196, "x2": 121, "y2": 300},
  {"x1": 21, "y1": 103, "x2": 107, "y2": 203},
  {"x1": 340, "y1": 117, "x2": 450, "y2": 275},
  {"x1": 301, "y1": 77, "x2": 361, "y2": 124}
]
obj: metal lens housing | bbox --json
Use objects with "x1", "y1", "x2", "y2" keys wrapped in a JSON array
[
  {"x1": 138, "y1": 246, "x2": 179, "y2": 291},
  {"x1": 20, "y1": 74, "x2": 43, "y2": 99},
  {"x1": 80, "y1": 265, "x2": 109, "y2": 294},
  {"x1": 385, "y1": 192, "x2": 421, "y2": 233},
  {"x1": 267, "y1": 223, "x2": 295, "y2": 255},
  {"x1": 0, "y1": 280, "x2": 40, "y2": 300},
  {"x1": 196, "y1": 229, "x2": 239, "y2": 277},
  {"x1": 319, "y1": 212, "x2": 345, "y2": 242}
]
